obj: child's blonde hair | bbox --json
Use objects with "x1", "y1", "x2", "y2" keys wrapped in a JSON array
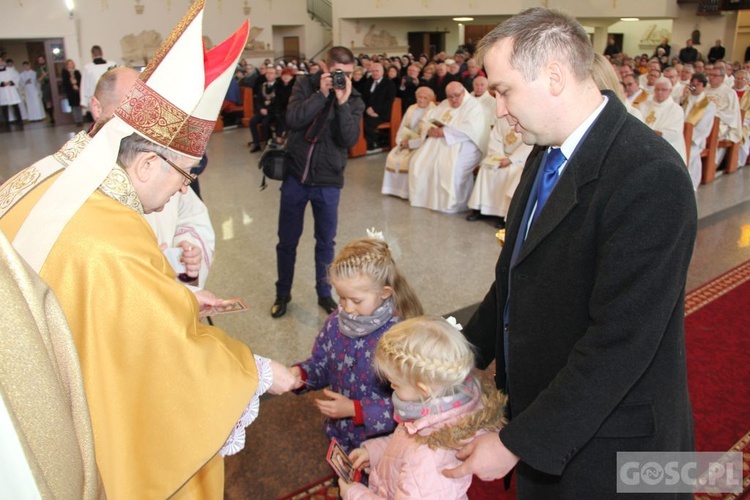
[
  {"x1": 376, "y1": 316, "x2": 507, "y2": 449},
  {"x1": 328, "y1": 238, "x2": 423, "y2": 319}
]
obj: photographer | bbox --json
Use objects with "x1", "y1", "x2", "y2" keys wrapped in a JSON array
[
  {"x1": 271, "y1": 46, "x2": 365, "y2": 318},
  {"x1": 398, "y1": 63, "x2": 422, "y2": 113}
]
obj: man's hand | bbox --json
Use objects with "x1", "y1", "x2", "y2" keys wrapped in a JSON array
[
  {"x1": 400, "y1": 138, "x2": 410, "y2": 149},
  {"x1": 427, "y1": 127, "x2": 445, "y2": 138},
  {"x1": 498, "y1": 158, "x2": 512, "y2": 168},
  {"x1": 334, "y1": 73, "x2": 352, "y2": 106},
  {"x1": 268, "y1": 360, "x2": 298, "y2": 395},
  {"x1": 193, "y1": 289, "x2": 223, "y2": 309},
  {"x1": 315, "y1": 388, "x2": 355, "y2": 418},
  {"x1": 260, "y1": 108, "x2": 268, "y2": 116},
  {"x1": 366, "y1": 106, "x2": 378, "y2": 118},
  {"x1": 442, "y1": 432, "x2": 519, "y2": 481},
  {"x1": 177, "y1": 240, "x2": 202, "y2": 278}
]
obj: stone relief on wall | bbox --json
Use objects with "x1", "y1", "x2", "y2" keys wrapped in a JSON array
[
  {"x1": 639, "y1": 24, "x2": 671, "y2": 46},
  {"x1": 120, "y1": 30, "x2": 163, "y2": 66},
  {"x1": 244, "y1": 27, "x2": 267, "y2": 51},
  {"x1": 363, "y1": 25, "x2": 398, "y2": 47}
]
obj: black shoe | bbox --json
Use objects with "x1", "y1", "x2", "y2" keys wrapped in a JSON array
[
  {"x1": 466, "y1": 210, "x2": 482, "y2": 222},
  {"x1": 271, "y1": 295, "x2": 291, "y2": 318},
  {"x1": 495, "y1": 218, "x2": 506, "y2": 229},
  {"x1": 317, "y1": 296, "x2": 338, "y2": 314},
  {"x1": 250, "y1": 145, "x2": 261, "y2": 153}
]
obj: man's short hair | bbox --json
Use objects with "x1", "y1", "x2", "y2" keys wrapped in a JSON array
[
  {"x1": 475, "y1": 7, "x2": 594, "y2": 83},
  {"x1": 91, "y1": 45, "x2": 103, "y2": 57},
  {"x1": 94, "y1": 67, "x2": 125, "y2": 109},
  {"x1": 326, "y1": 46, "x2": 355, "y2": 67},
  {"x1": 117, "y1": 133, "x2": 180, "y2": 168},
  {"x1": 692, "y1": 73, "x2": 708, "y2": 86}
]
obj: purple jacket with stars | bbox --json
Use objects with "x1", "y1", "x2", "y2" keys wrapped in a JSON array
[{"x1": 295, "y1": 310, "x2": 397, "y2": 451}]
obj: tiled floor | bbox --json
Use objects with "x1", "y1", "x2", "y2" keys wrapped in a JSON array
[{"x1": 2, "y1": 121, "x2": 749, "y2": 498}]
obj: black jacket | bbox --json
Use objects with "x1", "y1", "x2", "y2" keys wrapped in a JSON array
[
  {"x1": 283, "y1": 74, "x2": 365, "y2": 188},
  {"x1": 464, "y1": 92, "x2": 696, "y2": 497},
  {"x1": 362, "y1": 77, "x2": 396, "y2": 121}
]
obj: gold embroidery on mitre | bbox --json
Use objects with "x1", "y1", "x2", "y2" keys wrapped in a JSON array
[
  {"x1": 505, "y1": 130, "x2": 518, "y2": 145},
  {"x1": 115, "y1": 79, "x2": 213, "y2": 158},
  {"x1": 98, "y1": 164, "x2": 144, "y2": 214},
  {"x1": 140, "y1": 0, "x2": 204, "y2": 82},
  {"x1": 645, "y1": 110, "x2": 656, "y2": 125}
]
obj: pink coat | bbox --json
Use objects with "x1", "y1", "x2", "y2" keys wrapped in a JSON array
[{"x1": 344, "y1": 391, "x2": 484, "y2": 500}]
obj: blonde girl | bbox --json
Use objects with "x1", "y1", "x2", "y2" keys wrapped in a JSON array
[
  {"x1": 340, "y1": 316, "x2": 506, "y2": 499},
  {"x1": 291, "y1": 237, "x2": 423, "y2": 452}
]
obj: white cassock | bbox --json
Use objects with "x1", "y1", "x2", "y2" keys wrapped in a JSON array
[
  {"x1": 0, "y1": 65, "x2": 22, "y2": 106},
  {"x1": 640, "y1": 97, "x2": 687, "y2": 165},
  {"x1": 409, "y1": 89, "x2": 489, "y2": 213},
  {"x1": 143, "y1": 188, "x2": 215, "y2": 289},
  {"x1": 19, "y1": 69, "x2": 45, "y2": 121},
  {"x1": 684, "y1": 93, "x2": 717, "y2": 190},
  {"x1": 737, "y1": 90, "x2": 750, "y2": 165},
  {"x1": 80, "y1": 59, "x2": 117, "y2": 109},
  {"x1": 468, "y1": 117, "x2": 532, "y2": 218},
  {"x1": 472, "y1": 91, "x2": 495, "y2": 124},
  {"x1": 671, "y1": 82, "x2": 685, "y2": 104},
  {"x1": 705, "y1": 83, "x2": 743, "y2": 166},
  {"x1": 381, "y1": 101, "x2": 435, "y2": 199}
]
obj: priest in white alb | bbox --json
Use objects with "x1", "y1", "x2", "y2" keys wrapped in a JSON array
[
  {"x1": 381, "y1": 86, "x2": 435, "y2": 199},
  {"x1": 639, "y1": 77, "x2": 687, "y2": 165},
  {"x1": 467, "y1": 116, "x2": 533, "y2": 227},
  {"x1": 705, "y1": 65, "x2": 742, "y2": 167},
  {"x1": 683, "y1": 73, "x2": 717, "y2": 189},
  {"x1": 471, "y1": 76, "x2": 495, "y2": 124},
  {"x1": 409, "y1": 81, "x2": 489, "y2": 213}
]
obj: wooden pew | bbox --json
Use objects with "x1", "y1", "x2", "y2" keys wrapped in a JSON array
[
  {"x1": 683, "y1": 121, "x2": 693, "y2": 168},
  {"x1": 376, "y1": 97, "x2": 403, "y2": 151},
  {"x1": 700, "y1": 117, "x2": 720, "y2": 184}
]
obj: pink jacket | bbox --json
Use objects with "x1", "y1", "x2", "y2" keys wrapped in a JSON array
[{"x1": 344, "y1": 390, "x2": 485, "y2": 500}]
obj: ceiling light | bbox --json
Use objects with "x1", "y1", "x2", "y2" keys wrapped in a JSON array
[
  {"x1": 620, "y1": 17, "x2": 640, "y2": 22},
  {"x1": 453, "y1": 17, "x2": 474, "y2": 22}
]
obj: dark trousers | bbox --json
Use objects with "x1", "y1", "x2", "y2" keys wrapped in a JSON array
[
  {"x1": 1, "y1": 104, "x2": 23, "y2": 130},
  {"x1": 364, "y1": 114, "x2": 387, "y2": 149},
  {"x1": 275, "y1": 175, "x2": 340, "y2": 298},
  {"x1": 250, "y1": 112, "x2": 274, "y2": 145}
]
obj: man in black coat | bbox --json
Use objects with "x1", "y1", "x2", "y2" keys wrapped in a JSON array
[
  {"x1": 679, "y1": 39, "x2": 700, "y2": 64},
  {"x1": 362, "y1": 62, "x2": 396, "y2": 151},
  {"x1": 271, "y1": 46, "x2": 364, "y2": 318},
  {"x1": 444, "y1": 8, "x2": 696, "y2": 499},
  {"x1": 708, "y1": 39, "x2": 726, "y2": 64}
]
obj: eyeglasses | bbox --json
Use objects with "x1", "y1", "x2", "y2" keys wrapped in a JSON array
[{"x1": 154, "y1": 152, "x2": 197, "y2": 186}]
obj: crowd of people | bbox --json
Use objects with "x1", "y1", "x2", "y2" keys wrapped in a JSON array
[{"x1": 0, "y1": 4, "x2": 715, "y2": 499}]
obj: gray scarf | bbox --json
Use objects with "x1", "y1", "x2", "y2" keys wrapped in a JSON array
[{"x1": 338, "y1": 297, "x2": 395, "y2": 339}]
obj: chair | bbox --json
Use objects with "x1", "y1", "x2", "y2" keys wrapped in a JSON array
[
  {"x1": 242, "y1": 88, "x2": 254, "y2": 127},
  {"x1": 349, "y1": 119, "x2": 367, "y2": 158},
  {"x1": 683, "y1": 122, "x2": 693, "y2": 168},
  {"x1": 375, "y1": 97, "x2": 402, "y2": 151},
  {"x1": 700, "y1": 117, "x2": 720, "y2": 184}
]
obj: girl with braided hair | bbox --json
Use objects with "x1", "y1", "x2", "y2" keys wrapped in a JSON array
[
  {"x1": 339, "y1": 316, "x2": 507, "y2": 499},
  {"x1": 291, "y1": 237, "x2": 423, "y2": 452}
]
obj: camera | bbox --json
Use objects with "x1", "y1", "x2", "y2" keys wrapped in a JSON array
[
  {"x1": 688, "y1": 85, "x2": 696, "y2": 92},
  {"x1": 331, "y1": 69, "x2": 347, "y2": 90}
]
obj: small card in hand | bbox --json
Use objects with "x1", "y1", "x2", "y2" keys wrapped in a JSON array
[
  {"x1": 199, "y1": 298, "x2": 248, "y2": 318},
  {"x1": 326, "y1": 438, "x2": 362, "y2": 483}
]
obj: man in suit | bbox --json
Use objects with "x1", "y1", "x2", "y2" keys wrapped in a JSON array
[
  {"x1": 363, "y1": 62, "x2": 396, "y2": 152},
  {"x1": 444, "y1": 8, "x2": 697, "y2": 498}
]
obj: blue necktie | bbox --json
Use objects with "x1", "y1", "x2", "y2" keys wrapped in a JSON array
[{"x1": 531, "y1": 148, "x2": 566, "y2": 226}]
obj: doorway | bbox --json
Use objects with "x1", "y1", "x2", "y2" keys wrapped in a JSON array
[
  {"x1": 0, "y1": 37, "x2": 73, "y2": 128},
  {"x1": 407, "y1": 32, "x2": 446, "y2": 59},
  {"x1": 283, "y1": 37, "x2": 300, "y2": 59}
]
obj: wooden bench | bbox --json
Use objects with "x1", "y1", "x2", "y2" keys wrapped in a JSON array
[
  {"x1": 350, "y1": 97, "x2": 403, "y2": 157},
  {"x1": 699, "y1": 117, "x2": 740, "y2": 184}
]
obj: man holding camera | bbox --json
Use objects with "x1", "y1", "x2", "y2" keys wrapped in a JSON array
[{"x1": 271, "y1": 46, "x2": 365, "y2": 318}]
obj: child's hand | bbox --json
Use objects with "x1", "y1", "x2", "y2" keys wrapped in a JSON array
[
  {"x1": 289, "y1": 365, "x2": 305, "y2": 390},
  {"x1": 338, "y1": 478, "x2": 353, "y2": 498},
  {"x1": 349, "y1": 447, "x2": 370, "y2": 470},
  {"x1": 315, "y1": 388, "x2": 355, "y2": 418}
]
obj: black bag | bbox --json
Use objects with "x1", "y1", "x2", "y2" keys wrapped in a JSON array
[{"x1": 258, "y1": 141, "x2": 287, "y2": 190}]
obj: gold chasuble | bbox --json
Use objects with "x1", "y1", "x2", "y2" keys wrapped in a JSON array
[
  {"x1": 0, "y1": 1, "x2": 259, "y2": 497},
  {"x1": 0, "y1": 163, "x2": 258, "y2": 498}
]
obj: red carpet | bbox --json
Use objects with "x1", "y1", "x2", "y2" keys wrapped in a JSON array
[{"x1": 281, "y1": 262, "x2": 750, "y2": 499}]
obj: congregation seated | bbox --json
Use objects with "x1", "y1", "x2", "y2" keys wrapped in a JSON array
[
  {"x1": 704, "y1": 65, "x2": 743, "y2": 167},
  {"x1": 683, "y1": 73, "x2": 717, "y2": 189},
  {"x1": 381, "y1": 86, "x2": 436, "y2": 199},
  {"x1": 249, "y1": 66, "x2": 278, "y2": 152},
  {"x1": 428, "y1": 62, "x2": 457, "y2": 102},
  {"x1": 409, "y1": 82, "x2": 489, "y2": 213},
  {"x1": 733, "y1": 69, "x2": 750, "y2": 165},
  {"x1": 623, "y1": 73, "x2": 650, "y2": 109},
  {"x1": 220, "y1": 76, "x2": 244, "y2": 127},
  {"x1": 467, "y1": 116, "x2": 532, "y2": 228},
  {"x1": 470, "y1": 76, "x2": 494, "y2": 124},
  {"x1": 362, "y1": 62, "x2": 396, "y2": 152},
  {"x1": 397, "y1": 63, "x2": 421, "y2": 113},
  {"x1": 639, "y1": 77, "x2": 687, "y2": 164}
]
